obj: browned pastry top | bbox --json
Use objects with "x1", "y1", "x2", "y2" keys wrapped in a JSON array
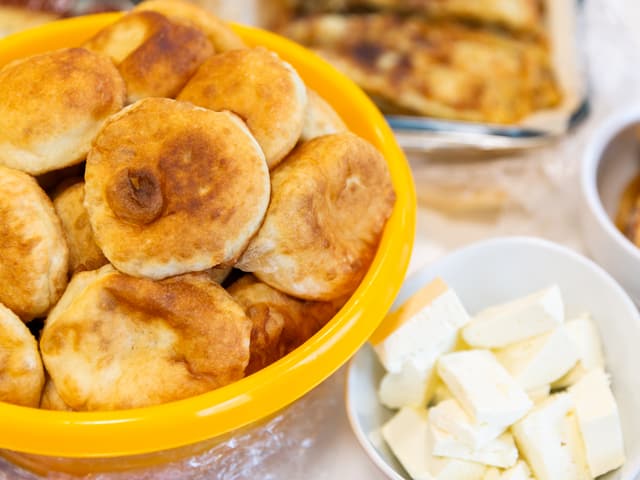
[
  {"x1": 40, "y1": 266, "x2": 252, "y2": 411},
  {"x1": 0, "y1": 302, "x2": 44, "y2": 407},
  {"x1": 84, "y1": 97, "x2": 270, "y2": 279},
  {"x1": 237, "y1": 132, "x2": 395, "y2": 301},
  {"x1": 134, "y1": 0, "x2": 245, "y2": 52},
  {"x1": 0, "y1": 165, "x2": 69, "y2": 320},
  {"x1": 0, "y1": 47, "x2": 125, "y2": 175},
  {"x1": 84, "y1": 10, "x2": 214, "y2": 103},
  {"x1": 178, "y1": 47, "x2": 308, "y2": 169},
  {"x1": 228, "y1": 274, "x2": 342, "y2": 374}
]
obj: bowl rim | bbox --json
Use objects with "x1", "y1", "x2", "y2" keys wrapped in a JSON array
[
  {"x1": 581, "y1": 107, "x2": 640, "y2": 262},
  {"x1": 0, "y1": 13, "x2": 416, "y2": 458},
  {"x1": 345, "y1": 235, "x2": 640, "y2": 480}
]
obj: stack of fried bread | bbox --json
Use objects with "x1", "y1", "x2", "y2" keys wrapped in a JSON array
[
  {"x1": 0, "y1": 0, "x2": 396, "y2": 411},
  {"x1": 268, "y1": 0, "x2": 561, "y2": 124}
]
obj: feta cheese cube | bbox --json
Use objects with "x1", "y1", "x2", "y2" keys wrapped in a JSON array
[
  {"x1": 570, "y1": 368, "x2": 625, "y2": 477},
  {"x1": 526, "y1": 384, "x2": 550, "y2": 404},
  {"x1": 429, "y1": 399, "x2": 506, "y2": 449},
  {"x1": 494, "y1": 326, "x2": 579, "y2": 390},
  {"x1": 382, "y1": 407, "x2": 486, "y2": 480},
  {"x1": 512, "y1": 393, "x2": 591, "y2": 480},
  {"x1": 462, "y1": 285, "x2": 564, "y2": 348},
  {"x1": 372, "y1": 278, "x2": 471, "y2": 373},
  {"x1": 430, "y1": 425, "x2": 518, "y2": 469},
  {"x1": 379, "y1": 362, "x2": 437, "y2": 409},
  {"x1": 437, "y1": 350, "x2": 533, "y2": 427},
  {"x1": 552, "y1": 313, "x2": 605, "y2": 389},
  {"x1": 483, "y1": 461, "x2": 533, "y2": 480}
]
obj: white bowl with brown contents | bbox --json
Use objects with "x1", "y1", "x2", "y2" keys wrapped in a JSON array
[{"x1": 581, "y1": 108, "x2": 640, "y2": 305}]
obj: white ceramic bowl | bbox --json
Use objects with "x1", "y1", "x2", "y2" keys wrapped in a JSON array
[
  {"x1": 346, "y1": 236, "x2": 640, "y2": 480},
  {"x1": 581, "y1": 108, "x2": 640, "y2": 305}
]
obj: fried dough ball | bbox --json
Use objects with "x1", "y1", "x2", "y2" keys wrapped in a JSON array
[
  {"x1": 0, "y1": 166, "x2": 69, "y2": 320},
  {"x1": 40, "y1": 378, "x2": 73, "y2": 411},
  {"x1": 134, "y1": 0, "x2": 245, "y2": 52},
  {"x1": 0, "y1": 48, "x2": 125, "y2": 175},
  {"x1": 0, "y1": 303, "x2": 45, "y2": 407},
  {"x1": 52, "y1": 180, "x2": 108, "y2": 275},
  {"x1": 40, "y1": 265, "x2": 252, "y2": 411},
  {"x1": 84, "y1": 98, "x2": 270, "y2": 279},
  {"x1": 84, "y1": 11, "x2": 214, "y2": 103},
  {"x1": 178, "y1": 47, "x2": 307, "y2": 169},
  {"x1": 228, "y1": 275, "x2": 343, "y2": 375},
  {"x1": 300, "y1": 89, "x2": 348, "y2": 142},
  {"x1": 236, "y1": 133, "x2": 395, "y2": 301}
]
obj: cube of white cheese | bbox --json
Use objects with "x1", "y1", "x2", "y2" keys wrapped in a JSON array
[
  {"x1": 429, "y1": 399, "x2": 506, "y2": 449},
  {"x1": 512, "y1": 393, "x2": 591, "y2": 480},
  {"x1": 483, "y1": 461, "x2": 533, "y2": 480},
  {"x1": 494, "y1": 326, "x2": 579, "y2": 390},
  {"x1": 430, "y1": 425, "x2": 518, "y2": 469},
  {"x1": 371, "y1": 278, "x2": 471, "y2": 373},
  {"x1": 462, "y1": 285, "x2": 564, "y2": 348},
  {"x1": 526, "y1": 384, "x2": 551, "y2": 404},
  {"x1": 379, "y1": 361, "x2": 437, "y2": 409},
  {"x1": 382, "y1": 407, "x2": 486, "y2": 480},
  {"x1": 570, "y1": 368, "x2": 625, "y2": 477},
  {"x1": 437, "y1": 350, "x2": 533, "y2": 427},
  {"x1": 552, "y1": 313, "x2": 605, "y2": 389}
]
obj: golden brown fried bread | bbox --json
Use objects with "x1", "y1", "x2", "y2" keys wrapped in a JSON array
[
  {"x1": 0, "y1": 303, "x2": 45, "y2": 407},
  {"x1": 280, "y1": 14, "x2": 560, "y2": 124},
  {"x1": 84, "y1": 11, "x2": 214, "y2": 103},
  {"x1": 228, "y1": 275, "x2": 342, "y2": 374},
  {"x1": 85, "y1": 97, "x2": 270, "y2": 279},
  {"x1": 0, "y1": 48, "x2": 125, "y2": 175},
  {"x1": 236, "y1": 133, "x2": 395, "y2": 301},
  {"x1": 300, "y1": 89, "x2": 348, "y2": 142},
  {"x1": 40, "y1": 265, "x2": 252, "y2": 411},
  {"x1": 178, "y1": 47, "x2": 307, "y2": 169},
  {"x1": 40, "y1": 378, "x2": 73, "y2": 411},
  {"x1": 52, "y1": 180, "x2": 108, "y2": 275},
  {"x1": 0, "y1": 166, "x2": 69, "y2": 320},
  {"x1": 283, "y1": 0, "x2": 544, "y2": 34},
  {"x1": 134, "y1": 0, "x2": 245, "y2": 52}
]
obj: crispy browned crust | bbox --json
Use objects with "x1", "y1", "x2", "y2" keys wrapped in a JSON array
[
  {"x1": 280, "y1": 14, "x2": 561, "y2": 124},
  {"x1": 40, "y1": 266, "x2": 252, "y2": 411},
  {"x1": 178, "y1": 47, "x2": 308, "y2": 169},
  {"x1": 281, "y1": 0, "x2": 544, "y2": 34},
  {"x1": 84, "y1": 11, "x2": 214, "y2": 103},
  {"x1": 134, "y1": 0, "x2": 245, "y2": 52},
  {"x1": 228, "y1": 274, "x2": 342, "y2": 374},
  {"x1": 0, "y1": 303, "x2": 44, "y2": 407},
  {"x1": 40, "y1": 378, "x2": 73, "y2": 411},
  {"x1": 52, "y1": 180, "x2": 108, "y2": 275},
  {"x1": 0, "y1": 166, "x2": 69, "y2": 321},
  {"x1": 236, "y1": 133, "x2": 395, "y2": 301},
  {"x1": 0, "y1": 48, "x2": 125, "y2": 175},
  {"x1": 84, "y1": 98, "x2": 270, "y2": 279}
]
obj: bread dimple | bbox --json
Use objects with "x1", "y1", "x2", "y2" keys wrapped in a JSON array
[
  {"x1": 228, "y1": 274, "x2": 342, "y2": 375},
  {"x1": 178, "y1": 47, "x2": 308, "y2": 169},
  {"x1": 0, "y1": 48, "x2": 125, "y2": 175},
  {"x1": 0, "y1": 302, "x2": 45, "y2": 407},
  {"x1": 0, "y1": 165, "x2": 69, "y2": 320},
  {"x1": 134, "y1": 0, "x2": 245, "y2": 52},
  {"x1": 236, "y1": 133, "x2": 396, "y2": 301},
  {"x1": 84, "y1": 10, "x2": 214, "y2": 103},
  {"x1": 52, "y1": 179, "x2": 108, "y2": 275},
  {"x1": 84, "y1": 97, "x2": 270, "y2": 279},
  {"x1": 40, "y1": 265, "x2": 252, "y2": 411}
]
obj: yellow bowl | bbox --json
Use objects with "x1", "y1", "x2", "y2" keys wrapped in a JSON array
[{"x1": 0, "y1": 13, "x2": 416, "y2": 474}]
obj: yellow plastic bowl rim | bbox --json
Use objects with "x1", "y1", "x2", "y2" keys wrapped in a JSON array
[{"x1": 0, "y1": 13, "x2": 416, "y2": 458}]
